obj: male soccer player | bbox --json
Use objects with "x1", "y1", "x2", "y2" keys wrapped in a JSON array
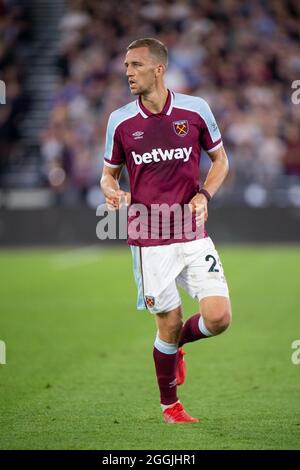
[{"x1": 101, "y1": 38, "x2": 232, "y2": 424}]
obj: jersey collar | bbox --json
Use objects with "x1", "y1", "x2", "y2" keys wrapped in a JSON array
[{"x1": 137, "y1": 90, "x2": 174, "y2": 119}]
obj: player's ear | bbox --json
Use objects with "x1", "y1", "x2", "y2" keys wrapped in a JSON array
[{"x1": 155, "y1": 64, "x2": 165, "y2": 78}]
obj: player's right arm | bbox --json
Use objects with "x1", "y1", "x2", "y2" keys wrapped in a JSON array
[
  {"x1": 100, "y1": 165, "x2": 131, "y2": 209},
  {"x1": 101, "y1": 110, "x2": 131, "y2": 209}
]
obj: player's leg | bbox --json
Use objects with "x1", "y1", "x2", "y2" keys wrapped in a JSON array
[
  {"x1": 152, "y1": 302, "x2": 198, "y2": 423},
  {"x1": 200, "y1": 295, "x2": 231, "y2": 335},
  {"x1": 145, "y1": 284, "x2": 197, "y2": 423},
  {"x1": 178, "y1": 296, "x2": 231, "y2": 346},
  {"x1": 153, "y1": 304, "x2": 182, "y2": 408},
  {"x1": 155, "y1": 305, "x2": 183, "y2": 344},
  {"x1": 177, "y1": 236, "x2": 231, "y2": 348},
  {"x1": 131, "y1": 244, "x2": 198, "y2": 422},
  {"x1": 145, "y1": 280, "x2": 182, "y2": 408}
]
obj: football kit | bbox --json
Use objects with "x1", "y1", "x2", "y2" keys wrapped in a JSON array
[{"x1": 104, "y1": 90, "x2": 229, "y2": 312}]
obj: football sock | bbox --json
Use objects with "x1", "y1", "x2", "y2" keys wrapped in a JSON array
[
  {"x1": 178, "y1": 313, "x2": 214, "y2": 347},
  {"x1": 161, "y1": 400, "x2": 179, "y2": 411},
  {"x1": 153, "y1": 335, "x2": 178, "y2": 406}
]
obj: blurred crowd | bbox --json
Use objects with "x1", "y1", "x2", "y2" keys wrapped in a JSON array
[
  {"x1": 0, "y1": 0, "x2": 31, "y2": 173},
  {"x1": 26, "y1": 0, "x2": 300, "y2": 204}
]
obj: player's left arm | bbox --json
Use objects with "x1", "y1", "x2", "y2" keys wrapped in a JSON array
[{"x1": 189, "y1": 145, "x2": 229, "y2": 223}]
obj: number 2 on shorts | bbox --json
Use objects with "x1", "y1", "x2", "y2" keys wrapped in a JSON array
[{"x1": 205, "y1": 254, "x2": 219, "y2": 272}]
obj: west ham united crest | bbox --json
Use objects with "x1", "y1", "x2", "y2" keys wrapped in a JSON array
[
  {"x1": 173, "y1": 120, "x2": 189, "y2": 137},
  {"x1": 145, "y1": 296, "x2": 155, "y2": 308}
]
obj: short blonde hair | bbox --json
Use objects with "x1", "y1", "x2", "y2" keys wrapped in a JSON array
[{"x1": 127, "y1": 38, "x2": 168, "y2": 67}]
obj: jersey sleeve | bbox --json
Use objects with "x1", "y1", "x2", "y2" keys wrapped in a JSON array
[
  {"x1": 104, "y1": 113, "x2": 125, "y2": 168},
  {"x1": 198, "y1": 100, "x2": 223, "y2": 153}
]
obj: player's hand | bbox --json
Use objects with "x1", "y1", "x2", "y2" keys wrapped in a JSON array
[
  {"x1": 188, "y1": 193, "x2": 208, "y2": 226},
  {"x1": 105, "y1": 189, "x2": 131, "y2": 210}
]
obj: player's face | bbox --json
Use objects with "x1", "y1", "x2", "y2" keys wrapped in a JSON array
[{"x1": 125, "y1": 47, "x2": 159, "y2": 95}]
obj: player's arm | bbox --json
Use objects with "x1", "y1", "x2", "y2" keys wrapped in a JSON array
[
  {"x1": 202, "y1": 144, "x2": 229, "y2": 198},
  {"x1": 189, "y1": 145, "x2": 229, "y2": 223},
  {"x1": 101, "y1": 111, "x2": 130, "y2": 209},
  {"x1": 100, "y1": 165, "x2": 131, "y2": 209}
]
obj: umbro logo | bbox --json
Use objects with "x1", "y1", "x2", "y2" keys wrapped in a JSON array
[
  {"x1": 132, "y1": 131, "x2": 144, "y2": 140},
  {"x1": 169, "y1": 378, "x2": 177, "y2": 388},
  {"x1": 210, "y1": 121, "x2": 218, "y2": 132}
]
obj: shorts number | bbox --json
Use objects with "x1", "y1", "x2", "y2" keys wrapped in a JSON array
[{"x1": 205, "y1": 254, "x2": 219, "y2": 272}]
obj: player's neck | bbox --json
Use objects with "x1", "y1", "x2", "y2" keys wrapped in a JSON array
[{"x1": 141, "y1": 86, "x2": 168, "y2": 114}]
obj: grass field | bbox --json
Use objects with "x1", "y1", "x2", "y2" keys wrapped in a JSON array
[{"x1": 0, "y1": 245, "x2": 299, "y2": 450}]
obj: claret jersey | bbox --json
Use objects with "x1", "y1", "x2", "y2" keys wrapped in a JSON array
[{"x1": 104, "y1": 90, "x2": 223, "y2": 246}]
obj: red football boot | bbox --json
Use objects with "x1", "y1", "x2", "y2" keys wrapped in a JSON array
[
  {"x1": 176, "y1": 347, "x2": 186, "y2": 386},
  {"x1": 163, "y1": 402, "x2": 199, "y2": 424}
]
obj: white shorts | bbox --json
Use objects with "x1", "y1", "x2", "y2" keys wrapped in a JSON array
[{"x1": 131, "y1": 237, "x2": 229, "y2": 314}]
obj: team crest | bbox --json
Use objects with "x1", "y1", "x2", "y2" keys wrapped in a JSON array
[
  {"x1": 173, "y1": 120, "x2": 189, "y2": 137},
  {"x1": 145, "y1": 296, "x2": 155, "y2": 308}
]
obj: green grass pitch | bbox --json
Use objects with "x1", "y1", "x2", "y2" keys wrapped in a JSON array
[{"x1": 0, "y1": 245, "x2": 299, "y2": 450}]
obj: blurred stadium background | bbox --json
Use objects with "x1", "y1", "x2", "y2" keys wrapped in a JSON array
[
  {"x1": 0, "y1": 0, "x2": 300, "y2": 243},
  {"x1": 0, "y1": 0, "x2": 300, "y2": 451}
]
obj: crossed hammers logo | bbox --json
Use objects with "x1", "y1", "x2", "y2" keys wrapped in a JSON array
[{"x1": 173, "y1": 120, "x2": 189, "y2": 137}]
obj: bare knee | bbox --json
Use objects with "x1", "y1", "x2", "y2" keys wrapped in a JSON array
[
  {"x1": 156, "y1": 307, "x2": 183, "y2": 344},
  {"x1": 159, "y1": 316, "x2": 183, "y2": 343},
  {"x1": 201, "y1": 298, "x2": 232, "y2": 335},
  {"x1": 210, "y1": 309, "x2": 231, "y2": 334}
]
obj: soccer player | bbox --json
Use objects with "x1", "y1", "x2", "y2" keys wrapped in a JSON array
[{"x1": 101, "y1": 38, "x2": 231, "y2": 424}]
